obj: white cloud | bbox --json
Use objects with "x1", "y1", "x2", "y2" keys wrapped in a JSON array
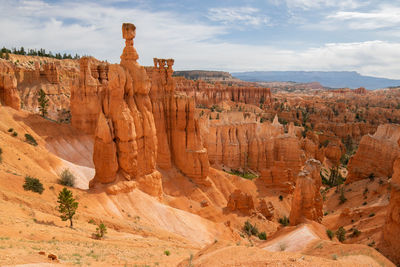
[
  {"x1": 1, "y1": 0, "x2": 400, "y2": 79},
  {"x1": 207, "y1": 7, "x2": 270, "y2": 27},
  {"x1": 328, "y1": 5, "x2": 400, "y2": 29},
  {"x1": 271, "y1": 0, "x2": 365, "y2": 10}
]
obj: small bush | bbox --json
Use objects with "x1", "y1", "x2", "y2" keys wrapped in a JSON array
[
  {"x1": 369, "y1": 213, "x2": 375, "y2": 217},
  {"x1": 243, "y1": 221, "x2": 258, "y2": 236},
  {"x1": 368, "y1": 173, "x2": 375, "y2": 181},
  {"x1": 24, "y1": 134, "x2": 38, "y2": 146},
  {"x1": 94, "y1": 223, "x2": 107, "y2": 239},
  {"x1": 279, "y1": 195, "x2": 283, "y2": 201},
  {"x1": 7, "y1": 128, "x2": 13, "y2": 132},
  {"x1": 23, "y1": 176, "x2": 44, "y2": 194},
  {"x1": 164, "y1": 250, "x2": 170, "y2": 256},
  {"x1": 336, "y1": 227, "x2": 346, "y2": 243},
  {"x1": 350, "y1": 228, "x2": 361, "y2": 238},
  {"x1": 12, "y1": 131, "x2": 18, "y2": 137},
  {"x1": 278, "y1": 216, "x2": 289, "y2": 226},
  {"x1": 59, "y1": 169, "x2": 76, "y2": 187},
  {"x1": 326, "y1": 229, "x2": 334, "y2": 240},
  {"x1": 258, "y1": 232, "x2": 267, "y2": 240},
  {"x1": 362, "y1": 201, "x2": 367, "y2": 206}
]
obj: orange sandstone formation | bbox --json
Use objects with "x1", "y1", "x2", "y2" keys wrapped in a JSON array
[
  {"x1": 88, "y1": 23, "x2": 162, "y2": 197},
  {"x1": 70, "y1": 57, "x2": 105, "y2": 134},
  {"x1": 175, "y1": 77, "x2": 272, "y2": 106},
  {"x1": 226, "y1": 189, "x2": 255, "y2": 215},
  {"x1": 0, "y1": 60, "x2": 20, "y2": 110},
  {"x1": 148, "y1": 59, "x2": 210, "y2": 185},
  {"x1": 289, "y1": 159, "x2": 323, "y2": 225},
  {"x1": 383, "y1": 156, "x2": 400, "y2": 265},
  {"x1": 347, "y1": 124, "x2": 400, "y2": 183}
]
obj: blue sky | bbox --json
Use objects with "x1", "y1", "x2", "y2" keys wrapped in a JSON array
[{"x1": 1, "y1": 0, "x2": 400, "y2": 78}]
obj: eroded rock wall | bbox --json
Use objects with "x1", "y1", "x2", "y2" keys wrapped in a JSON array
[
  {"x1": 383, "y1": 156, "x2": 400, "y2": 265},
  {"x1": 175, "y1": 77, "x2": 272, "y2": 107},
  {"x1": 347, "y1": 124, "x2": 400, "y2": 183},
  {"x1": 0, "y1": 60, "x2": 20, "y2": 110},
  {"x1": 289, "y1": 159, "x2": 323, "y2": 225},
  {"x1": 148, "y1": 59, "x2": 210, "y2": 185}
]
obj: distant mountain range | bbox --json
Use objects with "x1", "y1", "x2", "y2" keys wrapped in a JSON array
[{"x1": 232, "y1": 71, "x2": 400, "y2": 90}]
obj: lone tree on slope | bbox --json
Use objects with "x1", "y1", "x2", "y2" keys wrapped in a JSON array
[
  {"x1": 57, "y1": 187, "x2": 78, "y2": 228},
  {"x1": 37, "y1": 88, "x2": 49, "y2": 117}
]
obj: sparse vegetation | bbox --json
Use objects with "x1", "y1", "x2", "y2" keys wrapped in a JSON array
[
  {"x1": 0, "y1": 147, "x2": 2, "y2": 163},
  {"x1": 243, "y1": 220, "x2": 259, "y2": 236},
  {"x1": 336, "y1": 227, "x2": 346, "y2": 243},
  {"x1": 24, "y1": 133, "x2": 38, "y2": 146},
  {"x1": 278, "y1": 216, "x2": 289, "y2": 226},
  {"x1": 225, "y1": 169, "x2": 258, "y2": 180},
  {"x1": 7, "y1": 128, "x2": 13, "y2": 132},
  {"x1": 164, "y1": 250, "x2": 171, "y2": 256},
  {"x1": 350, "y1": 228, "x2": 361, "y2": 238},
  {"x1": 12, "y1": 131, "x2": 18, "y2": 137},
  {"x1": 326, "y1": 229, "x2": 334, "y2": 240},
  {"x1": 58, "y1": 169, "x2": 76, "y2": 187},
  {"x1": 38, "y1": 88, "x2": 49, "y2": 117},
  {"x1": 339, "y1": 187, "x2": 347, "y2": 204},
  {"x1": 23, "y1": 176, "x2": 44, "y2": 194},
  {"x1": 94, "y1": 222, "x2": 107, "y2": 239},
  {"x1": 1, "y1": 46, "x2": 81, "y2": 59},
  {"x1": 57, "y1": 187, "x2": 78, "y2": 228},
  {"x1": 278, "y1": 195, "x2": 283, "y2": 201},
  {"x1": 258, "y1": 232, "x2": 267, "y2": 240},
  {"x1": 279, "y1": 243, "x2": 287, "y2": 251},
  {"x1": 369, "y1": 213, "x2": 375, "y2": 217}
]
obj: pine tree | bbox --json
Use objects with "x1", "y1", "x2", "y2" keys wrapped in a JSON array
[
  {"x1": 37, "y1": 88, "x2": 49, "y2": 117},
  {"x1": 57, "y1": 187, "x2": 78, "y2": 228}
]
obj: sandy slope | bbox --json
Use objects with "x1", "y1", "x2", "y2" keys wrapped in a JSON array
[{"x1": 0, "y1": 106, "x2": 396, "y2": 266}]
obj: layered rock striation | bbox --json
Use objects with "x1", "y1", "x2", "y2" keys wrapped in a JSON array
[
  {"x1": 175, "y1": 77, "x2": 272, "y2": 107},
  {"x1": 0, "y1": 60, "x2": 20, "y2": 110}
]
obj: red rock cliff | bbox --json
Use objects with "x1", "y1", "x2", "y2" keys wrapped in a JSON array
[
  {"x1": 0, "y1": 60, "x2": 20, "y2": 110},
  {"x1": 347, "y1": 124, "x2": 400, "y2": 183}
]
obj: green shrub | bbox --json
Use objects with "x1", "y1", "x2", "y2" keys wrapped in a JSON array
[
  {"x1": 326, "y1": 229, "x2": 334, "y2": 240},
  {"x1": 243, "y1": 221, "x2": 259, "y2": 236},
  {"x1": 12, "y1": 131, "x2": 18, "y2": 137},
  {"x1": 24, "y1": 133, "x2": 38, "y2": 146},
  {"x1": 57, "y1": 187, "x2": 78, "y2": 228},
  {"x1": 369, "y1": 213, "x2": 375, "y2": 217},
  {"x1": 279, "y1": 195, "x2": 283, "y2": 201},
  {"x1": 164, "y1": 250, "x2": 170, "y2": 256},
  {"x1": 258, "y1": 232, "x2": 267, "y2": 240},
  {"x1": 7, "y1": 128, "x2": 13, "y2": 132},
  {"x1": 278, "y1": 216, "x2": 289, "y2": 226},
  {"x1": 23, "y1": 176, "x2": 44, "y2": 194},
  {"x1": 350, "y1": 228, "x2": 361, "y2": 238},
  {"x1": 59, "y1": 169, "x2": 76, "y2": 187},
  {"x1": 336, "y1": 227, "x2": 346, "y2": 243},
  {"x1": 94, "y1": 223, "x2": 107, "y2": 239}
]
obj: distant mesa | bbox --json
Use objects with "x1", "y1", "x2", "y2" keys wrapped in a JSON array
[{"x1": 232, "y1": 71, "x2": 400, "y2": 90}]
